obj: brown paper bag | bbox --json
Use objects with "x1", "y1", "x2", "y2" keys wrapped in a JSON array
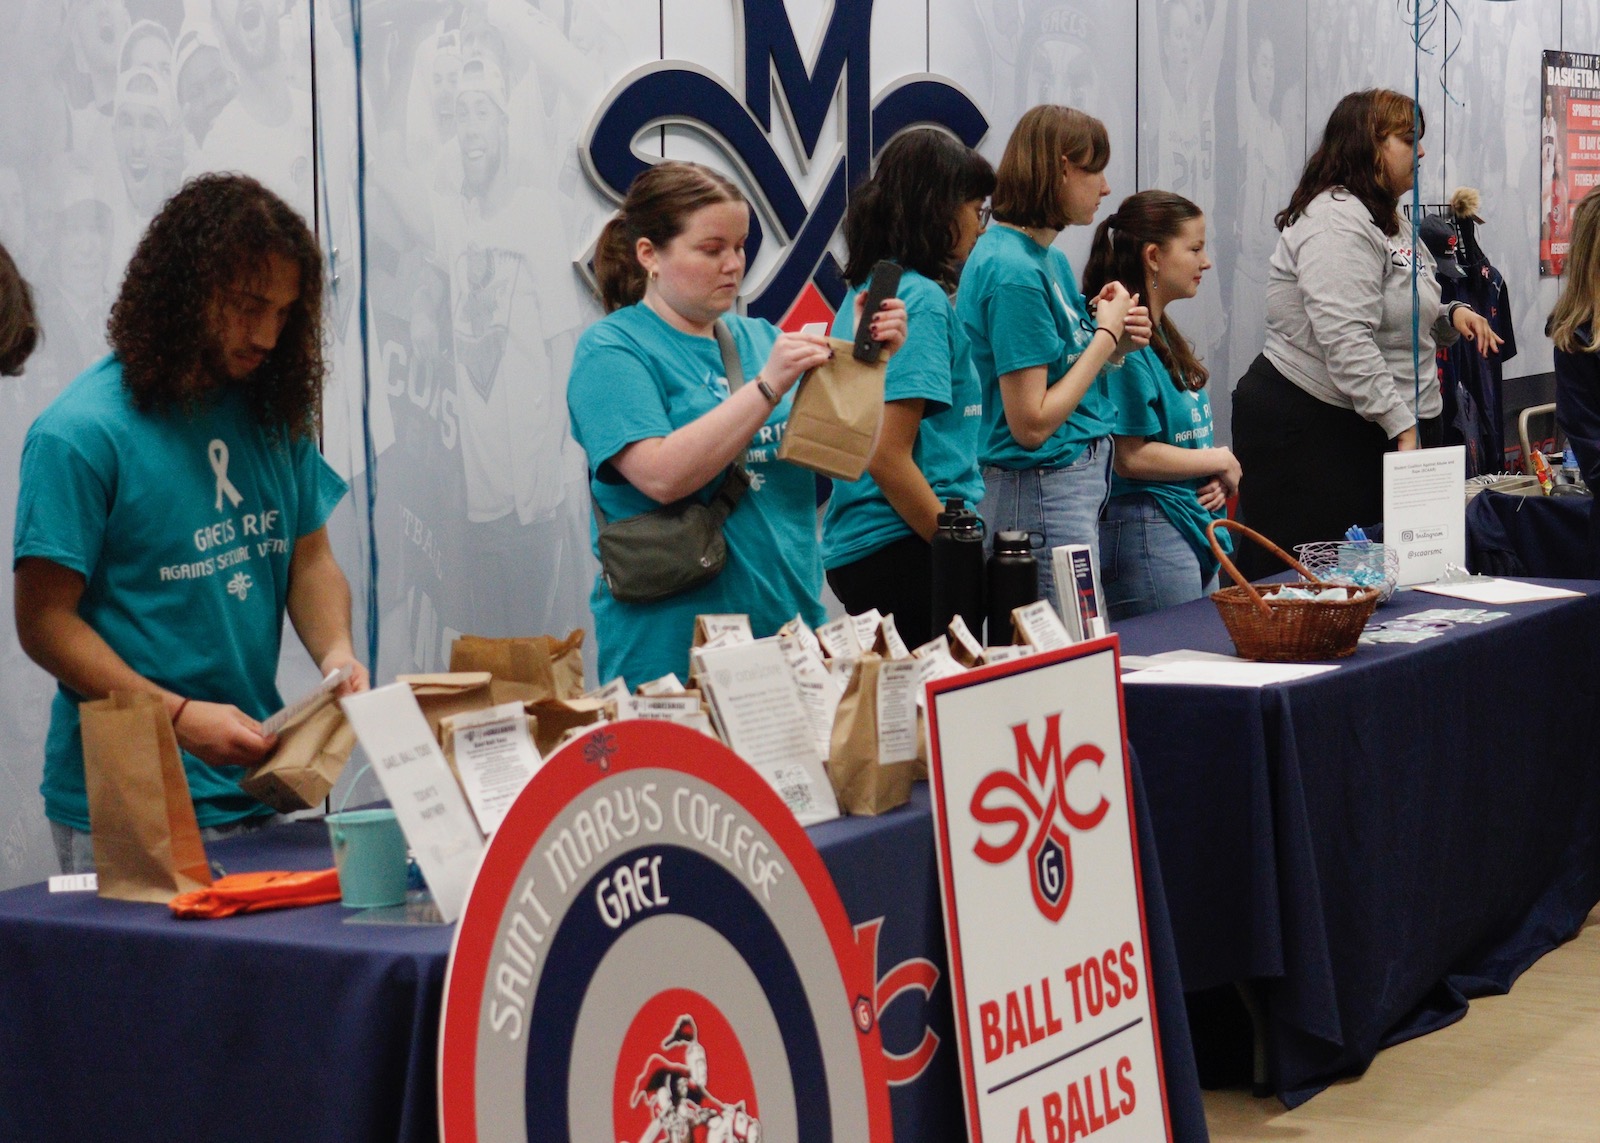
[
  {"x1": 81, "y1": 691, "x2": 214, "y2": 903},
  {"x1": 449, "y1": 630, "x2": 586, "y2": 701},
  {"x1": 776, "y1": 337, "x2": 886, "y2": 480},
  {"x1": 826, "y1": 655, "x2": 917, "y2": 816},
  {"x1": 529, "y1": 697, "x2": 606, "y2": 757},
  {"x1": 241, "y1": 699, "x2": 356, "y2": 812},
  {"x1": 400, "y1": 672, "x2": 543, "y2": 745}
]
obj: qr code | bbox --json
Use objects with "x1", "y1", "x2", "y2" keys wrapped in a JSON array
[{"x1": 773, "y1": 764, "x2": 813, "y2": 811}]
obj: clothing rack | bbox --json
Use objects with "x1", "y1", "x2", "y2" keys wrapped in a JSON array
[{"x1": 1402, "y1": 202, "x2": 1455, "y2": 220}]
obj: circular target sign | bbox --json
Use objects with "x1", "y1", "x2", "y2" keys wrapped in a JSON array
[{"x1": 439, "y1": 719, "x2": 892, "y2": 1141}]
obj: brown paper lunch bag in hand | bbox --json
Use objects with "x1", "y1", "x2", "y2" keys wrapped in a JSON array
[
  {"x1": 827, "y1": 654, "x2": 917, "y2": 816},
  {"x1": 777, "y1": 337, "x2": 887, "y2": 481},
  {"x1": 240, "y1": 698, "x2": 357, "y2": 813},
  {"x1": 81, "y1": 691, "x2": 213, "y2": 903}
]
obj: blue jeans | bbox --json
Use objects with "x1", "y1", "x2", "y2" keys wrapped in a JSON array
[
  {"x1": 51, "y1": 814, "x2": 288, "y2": 876},
  {"x1": 1100, "y1": 493, "x2": 1218, "y2": 621},
  {"x1": 980, "y1": 440, "x2": 1112, "y2": 615}
]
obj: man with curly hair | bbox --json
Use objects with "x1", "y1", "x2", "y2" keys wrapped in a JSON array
[
  {"x1": 0, "y1": 239, "x2": 37, "y2": 377},
  {"x1": 12, "y1": 173, "x2": 370, "y2": 873}
]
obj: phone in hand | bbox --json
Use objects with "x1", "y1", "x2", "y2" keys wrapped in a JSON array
[{"x1": 852, "y1": 260, "x2": 904, "y2": 364}]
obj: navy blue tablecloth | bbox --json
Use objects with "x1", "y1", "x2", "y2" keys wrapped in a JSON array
[
  {"x1": 1117, "y1": 580, "x2": 1600, "y2": 1106},
  {"x1": 0, "y1": 777, "x2": 1207, "y2": 1141}
]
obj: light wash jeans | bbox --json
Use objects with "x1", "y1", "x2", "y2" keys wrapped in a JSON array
[
  {"x1": 1100, "y1": 492, "x2": 1218, "y2": 621},
  {"x1": 51, "y1": 814, "x2": 287, "y2": 875},
  {"x1": 979, "y1": 440, "x2": 1112, "y2": 616}
]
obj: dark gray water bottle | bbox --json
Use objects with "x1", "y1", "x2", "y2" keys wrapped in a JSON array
[
  {"x1": 930, "y1": 500, "x2": 986, "y2": 643},
  {"x1": 986, "y1": 531, "x2": 1041, "y2": 645}
]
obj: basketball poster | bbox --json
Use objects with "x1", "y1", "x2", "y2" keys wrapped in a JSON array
[{"x1": 1541, "y1": 50, "x2": 1600, "y2": 276}]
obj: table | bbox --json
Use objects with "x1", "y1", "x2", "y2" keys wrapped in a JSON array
[
  {"x1": 0, "y1": 772, "x2": 1208, "y2": 1140},
  {"x1": 1117, "y1": 580, "x2": 1600, "y2": 1106}
]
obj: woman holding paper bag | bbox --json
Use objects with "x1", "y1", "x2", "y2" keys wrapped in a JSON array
[
  {"x1": 956, "y1": 105, "x2": 1152, "y2": 611},
  {"x1": 822, "y1": 129, "x2": 995, "y2": 648},
  {"x1": 1083, "y1": 191, "x2": 1238, "y2": 619},
  {"x1": 568, "y1": 162, "x2": 906, "y2": 688}
]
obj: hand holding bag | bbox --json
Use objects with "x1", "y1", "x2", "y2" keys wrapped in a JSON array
[
  {"x1": 591, "y1": 321, "x2": 753, "y2": 604},
  {"x1": 81, "y1": 691, "x2": 214, "y2": 903}
]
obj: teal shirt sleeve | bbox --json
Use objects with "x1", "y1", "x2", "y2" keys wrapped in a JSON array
[
  {"x1": 291, "y1": 439, "x2": 350, "y2": 537},
  {"x1": 14, "y1": 425, "x2": 111, "y2": 577},
  {"x1": 987, "y1": 281, "x2": 1067, "y2": 377},
  {"x1": 1107, "y1": 350, "x2": 1164, "y2": 439},
  {"x1": 567, "y1": 329, "x2": 676, "y2": 469},
  {"x1": 883, "y1": 280, "x2": 956, "y2": 412}
]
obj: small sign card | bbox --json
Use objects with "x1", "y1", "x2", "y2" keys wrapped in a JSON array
[
  {"x1": 696, "y1": 638, "x2": 840, "y2": 825},
  {"x1": 1383, "y1": 445, "x2": 1466, "y2": 586},
  {"x1": 1014, "y1": 600, "x2": 1073, "y2": 651},
  {"x1": 340, "y1": 683, "x2": 486, "y2": 922},
  {"x1": 448, "y1": 702, "x2": 544, "y2": 837}
]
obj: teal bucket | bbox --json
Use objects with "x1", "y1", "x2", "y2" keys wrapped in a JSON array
[{"x1": 327, "y1": 808, "x2": 408, "y2": 908}]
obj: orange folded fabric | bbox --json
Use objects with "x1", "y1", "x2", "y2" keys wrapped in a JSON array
[{"x1": 169, "y1": 868, "x2": 343, "y2": 918}]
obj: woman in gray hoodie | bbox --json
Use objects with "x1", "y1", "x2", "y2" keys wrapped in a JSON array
[{"x1": 1230, "y1": 89, "x2": 1501, "y2": 578}]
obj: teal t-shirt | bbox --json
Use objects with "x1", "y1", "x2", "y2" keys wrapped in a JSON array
[
  {"x1": 567, "y1": 305, "x2": 826, "y2": 686},
  {"x1": 822, "y1": 271, "x2": 984, "y2": 569},
  {"x1": 955, "y1": 225, "x2": 1116, "y2": 470},
  {"x1": 14, "y1": 356, "x2": 350, "y2": 831},
  {"x1": 1107, "y1": 346, "x2": 1232, "y2": 576}
]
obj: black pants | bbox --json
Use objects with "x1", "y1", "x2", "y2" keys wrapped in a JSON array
[
  {"x1": 1232, "y1": 355, "x2": 1438, "y2": 581},
  {"x1": 825, "y1": 533, "x2": 935, "y2": 648}
]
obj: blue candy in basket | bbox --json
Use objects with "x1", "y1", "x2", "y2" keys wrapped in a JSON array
[{"x1": 1296, "y1": 535, "x2": 1400, "y2": 603}]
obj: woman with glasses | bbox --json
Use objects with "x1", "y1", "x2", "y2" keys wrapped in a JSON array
[
  {"x1": 956, "y1": 105, "x2": 1151, "y2": 612},
  {"x1": 1231, "y1": 89, "x2": 1501, "y2": 577},
  {"x1": 822, "y1": 129, "x2": 996, "y2": 647}
]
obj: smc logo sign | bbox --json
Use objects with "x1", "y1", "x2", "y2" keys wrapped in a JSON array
[
  {"x1": 970, "y1": 714, "x2": 1110, "y2": 923},
  {"x1": 582, "y1": 0, "x2": 988, "y2": 324}
]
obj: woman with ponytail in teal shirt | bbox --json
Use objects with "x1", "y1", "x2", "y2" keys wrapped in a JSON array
[
  {"x1": 567, "y1": 162, "x2": 906, "y2": 686},
  {"x1": 1083, "y1": 190, "x2": 1240, "y2": 619}
]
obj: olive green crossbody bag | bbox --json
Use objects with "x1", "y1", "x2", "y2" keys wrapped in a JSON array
[{"x1": 590, "y1": 321, "x2": 753, "y2": 604}]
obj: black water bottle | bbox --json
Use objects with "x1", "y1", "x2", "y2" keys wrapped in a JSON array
[
  {"x1": 930, "y1": 499, "x2": 986, "y2": 643},
  {"x1": 986, "y1": 531, "x2": 1041, "y2": 646}
]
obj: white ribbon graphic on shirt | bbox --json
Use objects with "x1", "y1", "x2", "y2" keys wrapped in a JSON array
[{"x1": 209, "y1": 440, "x2": 244, "y2": 512}]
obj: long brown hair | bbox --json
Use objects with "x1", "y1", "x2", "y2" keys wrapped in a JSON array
[
  {"x1": 1551, "y1": 191, "x2": 1600, "y2": 353},
  {"x1": 593, "y1": 162, "x2": 746, "y2": 313},
  {"x1": 991, "y1": 105, "x2": 1109, "y2": 230},
  {"x1": 842, "y1": 128, "x2": 995, "y2": 288},
  {"x1": 0, "y1": 241, "x2": 38, "y2": 377},
  {"x1": 108, "y1": 173, "x2": 324, "y2": 439},
  {"x1": 1276, "y1": 89, "x2": 1421, "y2": 237},
  {"x1": 1082, "y1": 191, "x2": 1209, "y2": 391}
]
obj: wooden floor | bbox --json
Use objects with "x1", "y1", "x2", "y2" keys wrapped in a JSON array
[{"x1": 1204, "y1": 906, "x2": 1600, "y2": 1141}]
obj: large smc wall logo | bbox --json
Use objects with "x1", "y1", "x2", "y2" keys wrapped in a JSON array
[
  {"x1": 582, "y1": 0, "x2": 988, "y2": 325},
  {"x1": 437, "y1": 719, "x2": 892, "y2": 1142},
  {"x1": 970, "y1": 714, "x2": 1110, "y2": 923}
]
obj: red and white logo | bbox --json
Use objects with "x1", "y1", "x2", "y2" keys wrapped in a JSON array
[
  {"x1": 968, "y1": 714, "x2": 1110, "y2": 923},
  {"x1": 612, "y1": 992, "x2": 763, "y2": 1143}
]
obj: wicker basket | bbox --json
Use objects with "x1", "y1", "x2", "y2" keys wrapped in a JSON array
[{"x1": 1208, "y1": 520, "x2": 1381, "y2": 661}]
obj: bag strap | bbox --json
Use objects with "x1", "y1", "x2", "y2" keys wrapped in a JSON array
[{"x1": 590, "y1": 319, "x2": 752, "y2": 528}]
